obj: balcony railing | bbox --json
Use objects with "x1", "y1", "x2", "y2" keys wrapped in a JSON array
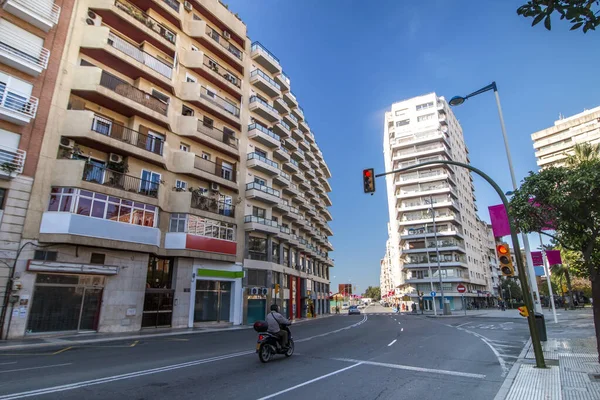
[
  {"x1": 200, "y1": 86, "x2": 240, "y2": 117},
  {"x1": 251, "y1": 42, "x2": 279, "y2": 64},
  {"x1": 9, "y1": 0, "x2": 61, "y2": 25},
  {"x1": 290, "y1": 205, "x2": 300, "y2": 214},
  {"x1": 279, "y1": 71, "x2": 290, "y2": 86},
  {"x1": 0, "y1": 24, "x2": 50, "y2": 70},
  {"x1": 279, "y1": 120, "x2": 290, "y2": 131},
  {"x1": 91, "y1": 115, "x2": 164, "y2": 155},
  {"x1": 203, "y1": 56, "x2": 241, "y2": 88},
  {"x1": 194, "y1": 156, "x2": 236, "y2": 182},
  {"x1": 99, "y1": 71, "x2": 168, "y2": 115},
  {"x1": 246, "y1": 182, "x2": 280, "y2": 197},
  {"x1": 107, "y1": 32, "x2": 173, "y2": 78},
  {"x1": 250, "y1": 69, "x2": 281, "y2": 90},
  {"x1": 0, "y1": 85, "x2": 38, "y2": 119},
  {"x1": 279, "y1": 146, "x2": 290, "y2": 155},
  {"x1": 206, "y1": 25, "x2": 242, "y2": 60},
  {"x1": 289, "y1": 159, "x2": 299, "y2": 167},
  {"x1": 247, "y1": 152, "x2": 278, "y2": 168},
  {"x1": 288, "y1": 113, "x2": 298, "y2": 123},
  {"x1": 197, "y1": 120, "x2": 239, "y2": 149},
  {"x1": 280, "y1": 170, "x2": 291, "y2": 180},
  {"x1": 161, "y1": 0, "x2": 180, "y2": 12},
  {"x1": 248, "y1": 123, "x2": 280, "y2": 141},
  {"x1": 115, "y1": 0, "x2": 176, "y2": 44},
  {"x1": 0, "y1": 144, "x2": 26, "y2": 175},
  {"x1": 82, "y1": 162, "x2": 158, "y2": 198},
  {"x1": 191, "y1": 191, "x2": 235, "y2": 217},
  {"x1": 249, "y1": 96, "x2": 277, "y2": 114},
  {"x1": 244, "y1": 215, "x2": 279, "y2": 228},
  {"x1": 280, "y1": 226, "x2": 291, "y2": 234}
]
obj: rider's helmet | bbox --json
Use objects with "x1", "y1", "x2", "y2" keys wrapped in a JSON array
[{"x1": 270, "y1": 304, "x2": 279, "y2": 312}]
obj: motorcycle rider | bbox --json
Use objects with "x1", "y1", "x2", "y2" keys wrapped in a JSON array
[{"x1": 266, "y1": 304, "x2": 291, "y2": 349}]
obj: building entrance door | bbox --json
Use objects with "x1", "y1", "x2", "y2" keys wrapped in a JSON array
[{"x1": 194, "y1": 280, "x2": 231, "y2": 322}]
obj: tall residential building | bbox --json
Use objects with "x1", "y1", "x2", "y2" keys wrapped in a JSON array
[
  {"x1": 477, "y1": 218, "x2": 501, "y2": 300},
  {"x1": 2, "y1": 0, "x2": 333, "y2": 339},
  {"x1": 379, "y1": 223, "x2": 400, "y2": 300},
  {"x1": 383, "y1": 92, "x2": 489, "y2": 311},
  {"x1": 0, "y1": 0, "x2": 74, "y2": 339},
  {"x1": 532, "y1": 105, "x2": 600, "y2": 169}
]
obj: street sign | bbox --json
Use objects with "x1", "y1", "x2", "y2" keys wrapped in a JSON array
[
  {"x1": 430, "y1": 291, "x2": 436, "y2": 297},
  {"x1": 457, "y1": 284, "x2": 466, "y2": 293}
]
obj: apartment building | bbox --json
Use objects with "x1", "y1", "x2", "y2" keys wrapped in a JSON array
[
  {"x1": 477, "y1": 218, "x2": 501, "y2": 303},
  {"x1": 383, "y1": 93, "x2": 488, "y2": 312},
  {"x1": 379, "y1": 223, "x2": 400, "y2": 301},
  {"x1": 0, "y1": 0, "x2": 74, "y2": 338},
  {"x1": 2, "y1": 0, "x2": 333, "y2": 339},
  {"x1": 532, "y1": 105, "x2": 600, "y2": 169}
]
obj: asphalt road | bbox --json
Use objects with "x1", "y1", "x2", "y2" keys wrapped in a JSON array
[{"x1": 0, "y1": 304, "x2": 532, "y2": 400}]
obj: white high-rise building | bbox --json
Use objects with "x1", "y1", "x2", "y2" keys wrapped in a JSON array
[
  {"x1": 380, "y1": 223, "x2": 400, "y2": 301},
  {"x1": 382, "y1": 93, "x2": 489, "y2": 311}
]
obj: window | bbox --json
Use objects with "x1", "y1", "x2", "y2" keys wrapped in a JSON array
[
  {"x1": 248, "y1": 237, "x2": 267, "y2": 261},
  {"x1": 254, "y1": 176, "x2": 266, "y2": 186},
  {"x1": 394, "y1": 109, "x2": 407, "y2": 116},
  {"x1": 221, "y1": 161, "x2": 233, "y2": 180},
  {"x1": 152, "y1": 89, "x2": 170, "y2": 104},
  {"x1": 208, "y1": 58, "x2": 218, "y2": 69},
  {"x1": 175, "y1": 180, "x2": 187, "y2": 190},
  {"x1": 0, "y1": 188, "x2": 5, "y2": 210},
  {"x1": 140, "y1": 170, "x2": 161, "y2": 196},
  {"x1": 185, "y1": 73, "x2": 197, "y2": 83},
  {"x1": 180, "y1": 143, "x2": 190, "y2": 152},
  {"x1": 90, "y1": 253, "x2": 106, "y2": 264},
  {"x1": 203, "y1": 116, "x2": 214, "y2": 128},
  {"x1": 33, "y1": 250, "x2": 57, "y2": 261},
  {"x1": 247, "y1": 269, "x2": 267, "y2": 286},
  {"x1": 417, "y1": 113, "x2": 434, "y2": 122},
  {"x1": 272, "y1": 241, "x2": 280, "y2": 260},
  {"x1": 169, "y1": 213, "x2": 187, "y2": 232},
  {"x1": 201, "y1": 151, "x2": 211, "y2": 160},
  {"x1": 218, "y1": 194, "x2": 234, "y2": 217},
  {"x1": 92, "y1": 115, "x2": 112, "y2": 135},
  {"x1": 193, "y1": 13, "x2": 201, "y2": 20},
  {"x1": 252, "y1": 206, "x2": 266, "y2": 218},
  {"x1": 174, "y1": 214, "x2": 235, "y2": 240},
  {"x1": 416, "y1": 102, "x2": 434, "y2": 111},
  {"x1": 147, "y1": 256, "x2": 173, "y2": 289},
  {"x1": 271, "y1": 216, "x2": 278, "y2": 223},
  {"x1": 146, "y1": 130, "x2": 164, "y2": 154},
  {"x1": 255, "y1": 148, "x2": 267, "y2": 158},
  {"x1": 396, "y1": 119, "x2": 409, "y2": 127},
  {"x1": 182, "y1": 105, "x2": 194, "y2": 116},
  {"x1": 282, "y1": 248, "x2": 289, "y2": 267}
]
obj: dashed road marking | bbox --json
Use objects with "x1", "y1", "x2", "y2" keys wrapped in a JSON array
[
  {"x1": 388, "y1": 340, "x2": 397, "y2": 347},
  {"x1": 332, "y1": 358, "x2": 485, "y2": 379}
]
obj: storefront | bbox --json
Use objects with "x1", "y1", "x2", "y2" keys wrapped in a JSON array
[{"x1": 142, "y1": 256, "x2": 174, "y2": 328}]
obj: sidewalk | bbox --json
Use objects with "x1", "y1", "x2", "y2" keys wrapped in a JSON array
[
  {"x1": 0, "y1": 313, "x2": 333, "y2": 352},
  {"x1": 495, "y1": 308, "x2": 600, "y2": 400}
]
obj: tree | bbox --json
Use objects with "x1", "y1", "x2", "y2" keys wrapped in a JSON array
[
  {"x1": 363, "y1": 286, "x2": 381, "y2": 301},
  {"x1": 501, "y1": 278, "x2": 523, "y2": 304},
  {"x1": 517, "y1": 0, "x2": 600, "y2": 33},
  {"x1": 565, "y1": 143, "x2": 600, "y2": 167},
  {"x1": 509, "y1": 150, "x2": 600, "y2": 362}
]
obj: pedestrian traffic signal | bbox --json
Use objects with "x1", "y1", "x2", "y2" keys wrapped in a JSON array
[
  {"x1": 363, "y1": 168, "x2": 375, "y2": 194},
  {"x1": 518, "y1": 306, "x2": 529, "y2": 317},
  {"x1": 496, "y1": 243, "x2": 515, "y2": 277}
]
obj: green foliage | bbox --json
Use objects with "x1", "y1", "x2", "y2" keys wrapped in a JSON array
[
  {"x1": 517, "y1": 0, "x2": 600, "y2": 33},
  {"x1": 501, "y1": 278, "x2": 523, "y2": 301},
  {"x1": 363, "y1": 286, "x2": 381, "y2": 301}
]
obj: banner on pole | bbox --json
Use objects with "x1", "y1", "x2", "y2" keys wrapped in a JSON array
[
  {"x1": 531, "y1": 251, "x2": 544, "y2": 266},
  {"x1": 546, "y1": 250, "x2": 562, "y2": 265},
  {"x1": 488, "y1": 204, "x2": 511, "y2": 238}
]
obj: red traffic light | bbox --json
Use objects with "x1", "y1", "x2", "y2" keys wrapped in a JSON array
[
  {"x1": 497, "y1": 244, "x2": 509, "y2": 254},
  {"x1": 363, "y1": 168, "x2": 375, "y2": 193},
  {"x1": 364, "y1": 169, "x2": 372, "y2": 177}
]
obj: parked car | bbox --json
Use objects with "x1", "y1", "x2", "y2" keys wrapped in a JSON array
[{"x1": 348, "y1": 305, "x2": 361, "y2": 315}]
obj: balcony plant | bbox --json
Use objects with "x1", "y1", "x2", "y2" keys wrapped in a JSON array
[
  {"x1": 0, "y1": 162, "x2": 17, "y2": 178},
  {"x1": 106, "y1": 158, "x2": 128, "y2": 189}
]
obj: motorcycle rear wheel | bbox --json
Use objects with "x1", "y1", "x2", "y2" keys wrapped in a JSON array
[
  {"x1": 258, "y1": 343, "x2": 272, "y2": 363},
  {"x1": 285, "y1": 339, "x2": 294, "y2": 357}
]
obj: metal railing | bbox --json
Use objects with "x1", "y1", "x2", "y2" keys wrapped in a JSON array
[
  {"x1": 161, "y1": 0, "x2": 180, "y2": 12},
  {"x1": 290, "y1": 205, "x2": 300, "y2": 214},
  {"x1": 194, "y1": 156, "x2": 236, "y2": 182},
  {"x1": 280, "y1": 226, "x2": 291, "y2": 234},
  {"x1": 82, "y1": 162, "x2": 158, "y2": 198},
  {"x1": 285, "y1": 137, "x2": 297, "y2": 147},
  {"x1": 251, "y1": 42, "x2": 279, "y2": 64},
  {"x1": 247, "y1": 152, "x2": 278, "y2": 168},
  {"x1": 115, "y1": 0, "x2": 176, "y2": 44},
  {"x1": 246, "y1": 182, "x2": 280, "y2": 197},
  {"x1": 99, "y1": 71, "x2": 168, "y2": 115},
  {"x1": 197, "y1": 120, "x2": 239, "y2": 149},
  {"x1": 91, "y1": 115, "x2": 164, "y2": 155},
  {"x1": 107, "y1": 32, "x2": 173, "y2": 78},
  {"x1": 279, "y1": 170, "x2": 291, "y2": 181},
  {"x1": 249, "y1": 96, "x2": 277, "y2": 114},
  {"x1": 191, "y1": 191, "x2": 235, "y2": 217},
  {"x1": 8, "y1": 0, "x2": 61, "y2": 25},
  {"x1": 200, "y1": 86, "x2": 240, "y2": 117},
  {"x1": 244, "y1": 215, "x2": 279, "y2": 228},
  {"x1": 0, "y1": 24, "x2": 50, "y2": 70},
  {"x1": 279, "y1": 120, "x2": 290, "y2": 131},
  {"x1": 279, "y1": 146, "x2": 290, "y2": 155},
  {"x1": 203, "y1": 56, "x2": 241, "y2": 88},
  {"x1": 0, "y1": 144, "x2": 26, "y2": 174},
  {"x1": 250, "y1": 69, "x2": 281, "y2": 90},
  {"x1": 278, "y1": 71, "x2": 290, "y2": 86},
  {"x1": 289, "y1": 159, "x2": 299, "y2": 167},
  {"x1": 296, "y1": 147, "x2": 305, "y2": 156},
  {"x1": 248, "y1": 123, "x2": 280, "y2": 141},
  {"x1": 0, "y1": 85, "x2": 38, "y2": 119},
  {"x1": 206, "y1": 26, "x2": 242, "y2": 60}
]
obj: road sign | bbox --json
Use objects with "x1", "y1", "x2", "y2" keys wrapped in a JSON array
[
  {"x1": 457, "y1": 284, "x2": 466, "y2": 294},
  {"x1": 430, "y1": 291, "x2": 436, "y2": 297}
]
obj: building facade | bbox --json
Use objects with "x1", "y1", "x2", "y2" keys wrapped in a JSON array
[
  {"x1": 532, "y1": 105, "x2": 600, "y2": 169},
  {"x1": 2, "y1": 0, "x2": 333, "y2": 339},
  {"x1": 0, "y1": 0, "x2": 75, "y2": 339},
  {"x1": 382, "y1": 93, "x2": 488, "y2": 311},
  {"x1": 477, "y1": 218, "x2": 500, "y2": 303}
]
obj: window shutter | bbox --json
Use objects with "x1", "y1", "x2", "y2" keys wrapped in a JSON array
[{"x1": 215, "y1": 157, "x2": 222, "y2": 176}]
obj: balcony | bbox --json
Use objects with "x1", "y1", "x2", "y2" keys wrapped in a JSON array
[
  {"x1": 250, "y1": 69, "x2": 281, "y2": 98},
  {"x1": 390, "y1": 130, "x2": 447, "y2": 149},
  {"x1": 282, "y1": 137, "x2": 298, "y2": 152},
  {"x1": 274, "y1": 199, "x2": 290, "y2": 214},
  {"x1": 396, "y1": 169, "x2": 454, "y2": 186},
  {"x1": 278, "y1": 225, "x2": 291, "y2": 240},
  {"x1": 275, "y1": 71, "x2": 290, "y2": 92},
  {"x1": 177, "y1": 116, "x2": 239, "y2": 158},
  {"x1": 273, "y1": 146, "x2": 291, "y2": 162},
  {"x1": 93, "y1": 0, "x2": 177, "y2": 57},
  {"x1": 273, "y1": 120, "x2": 291, "y2": 138},
  {"x1": 321, "y1": 207, "x2": 332, "y2": 221},
  {"x1": 402, "y1": 240, "x2": 465, "y2": 254},
  {"x1": 246, "y1": 182, "x2": 280, "y2": 205},
  {"x1": 189, "y1": 191, "x2": 235, "y2": 219},
  {"x1": 71, "y1": 67, "x2": 169, "y2": 128},
  {"x1": 165, "y1": 214, "x2": 236, "y2": 257},
  {"x1": 397, "y1": 197, "x2": 458, "y2": 213},
  {"x1": 283, "y1": 182, "x2": 299, "y2": 198},
  {"x1": 80, "y1": 27, "x2": 173, "y2": 91},
  {"x1": 184, "y1": 18, "x2": 243, "y2": 70},
  {"x1": 287, "y1": 205, "x2": 300, "y2": 220},
  {"x1": 249, "y1": 96, "x2": 279, "y2": 122},
  {"x1": 298, "y1": 175, "x2": 310, "y2": 190},
  {"x1": 250, "y1": 42, "x2": 281, "y2": 74},
  {"x1": 396, "y1": 182, "x2": 454, "y2": 199},
  {"x1": 244, "y1": 215, "x2": 279, "y2": 234},
  {"x1": 292, "y1": 147, "x2": 305, "y2": 161},
  {"x1": 248, "y1": 123, "x2": 280, "y2": 148},
  {"x1": 283, "y1": 158, "x2": 299, "y2": 174},
  {"x1": 398, "y1": 210, "x2": 460, "y2": 226},
  {"x1": 131, "y1": 0, "x2": 181, "y2": 29},
  {"x1": 283, "y1": 113, "x2": 298, "y2": 129},
  {"x1": 396, "y1": 155, "x2": 449, "y2": 171},
  {"x1": 179, "y1": 82, "x2": 241, "y2": 127},
  {"x1": 170, "y1": 151, "x2": 237, "y2": 190},
  {"x1": 299, "y1": 159, "x2": 311, "y2": 171},
  {"x1": 299, "y1": 139, "x2": 310, "y2": 152},
  {"x1": 63, "y1": 111, "x2": 165, "y2": 165},
  {"x1": 246, "y1": 152, "x2": 279, "y2": 176},
  {"x1": 291, "y1": 128, "x2": 304, "y2": 142},
  {"x1": 273, "y1": 97, "x2": 290, "y2": 115},
  {"x1": 393, "y1": 143, "x2": 450, "y2": 161},
  {"x1": 0, "y1": 86, "x2": 38, "y2": 125},
  {"x1": 283, "y1": 91, "x2": 297, "y2": 108},
  {"x1": 273, "y1": 169, "x2": 290, "y2": 187},
  {"x1": 180, "y1": 49, "x2": 242, "y2": 98},
  {"x1": 400, "y1": 225, "x2": 463, "y2": 240},
  {"x1": 298, "y1": 120, "x2": 309, "y2": 133},
  {"x1": 3, "y1": 0, "x2": 60, "y2": 32},
  {"x1": 0, "y1": 23, "x2": 49, "y2": 76},
  {"x1": 291, "y1": 106, "x2": 304, "y2": 122},
  {"x1": 0, "y1": 144, "x2": 26, "y2": 178}
]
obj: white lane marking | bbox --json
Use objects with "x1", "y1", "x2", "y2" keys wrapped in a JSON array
[
  {"x1": 401, "y1": 328, "x2": 404, "y2": 332},
  {"x1": 387, "y1": 340, "x2": 397, "y2": 347},
  {"x1": 0, "y1": 363, "x2": 72, "y2": 374},
  {"x1": 256, "y1": 363, "x2": 363, "y2": 400},
  {"x1": 456, "y1": 327, "x2": 509, "y2": 377},
  {"x1": 490, "y1": 343, "x2": 524, "y2": 349},
  {"x1": 333, "y1": 358, "x2": 485, "y2": 379},
  {"x1": 296, "y1": 315, "x2": 367, "y2": 343},
  {"x1": 0, "y1": 362, "x2": 17, "y2": 366},
  {"x1": 456, "y1": 322, "x2": 471, "y2": 328}
]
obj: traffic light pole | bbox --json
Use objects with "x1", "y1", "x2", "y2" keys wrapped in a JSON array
[{"x1": 375, "y1": 160, "x2": 546, "y2": 369}]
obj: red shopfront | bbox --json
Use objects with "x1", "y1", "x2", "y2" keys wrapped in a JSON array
[{"x1": 288, "y1": 275, "x2": 306, "y2": 319}]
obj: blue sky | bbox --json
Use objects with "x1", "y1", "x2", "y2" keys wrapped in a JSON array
[{"x1": 226, "y1": 0, "x2": 600, "y2": 293}]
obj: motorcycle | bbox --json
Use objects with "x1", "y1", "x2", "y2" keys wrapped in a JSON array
[{"x1": 253, "y1": 321, "x2": 294, "y2": 363}]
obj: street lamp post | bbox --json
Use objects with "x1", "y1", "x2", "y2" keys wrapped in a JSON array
[
  {"x1": 429, "y1": 196, "x2": 450, "y2": 315},
  {"x1": 449, "y1": 82, "x2": 543, "y2": 313}
]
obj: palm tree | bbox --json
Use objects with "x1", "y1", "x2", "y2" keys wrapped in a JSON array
[
  {"x1": 551, "y1": 264, "x2": 576, "y2": 310},
  {"x1": 565, "y1": 143, "x2": 600, "y2": 167}
]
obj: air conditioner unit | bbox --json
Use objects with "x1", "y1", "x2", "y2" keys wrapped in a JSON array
[
  {"x1": 210, "y1": 182, "x2": 220, "y2": 191},
  {"x1": 250, "y1": 287, "x2": 259, "y2": 295},
  {"x1": 86, "y1": 10, "x2": 101, "y2": 26},
  {"x1": 222, "y1": 30, "x2": 231, "y2": 40},
  {"x1": 109, "y1": 153, "x2": 123, "y2": 163},
  {"x1": 183, "y1": 1, "x2": 192, "y2": 11},
  {"x1": 261, "y1": 288, "x2": 268, "y2": 296},
  {"x1": 59, "y1": 137, "x2": 75, "y2": 149}
]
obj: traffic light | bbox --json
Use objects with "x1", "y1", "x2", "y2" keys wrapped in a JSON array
[
  {"x1": 518, "y1": 306, "x2": 529, "y2": 317},
  {"x1": 496, "y1": 243, "x2": 515, "y2": 277},
  {"x1": 363, "y1": 168, "x2": 375, "y2": 194},
  {"x1": 275, "y1": 283, "x2": 280, "y2": 294}
]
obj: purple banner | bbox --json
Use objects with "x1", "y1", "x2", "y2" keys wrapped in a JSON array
[
  {"x1": 488, "y1": 204, "x2": 511, "y2": 238},
  {"x1": 546, "y1": 250, "x2": 562, "y2": 265},
  {"x1": 531, "y1": 251, "x2": 544, "y2": 266}
]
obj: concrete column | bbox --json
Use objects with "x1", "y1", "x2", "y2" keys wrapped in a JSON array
[
  {"x1": 266, "y1": 235, "x2": 273, "y2": 262},
  {"x1": 244, "y1": 231, "x2": 250, "y2": 259},
  {"x1": 278, "y1": 242, "x2": 285, "y2": 265}
]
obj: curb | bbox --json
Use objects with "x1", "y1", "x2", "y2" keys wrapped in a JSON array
[{"x1": 493, "y1": 338, "x2": 532, "y2": 400}]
